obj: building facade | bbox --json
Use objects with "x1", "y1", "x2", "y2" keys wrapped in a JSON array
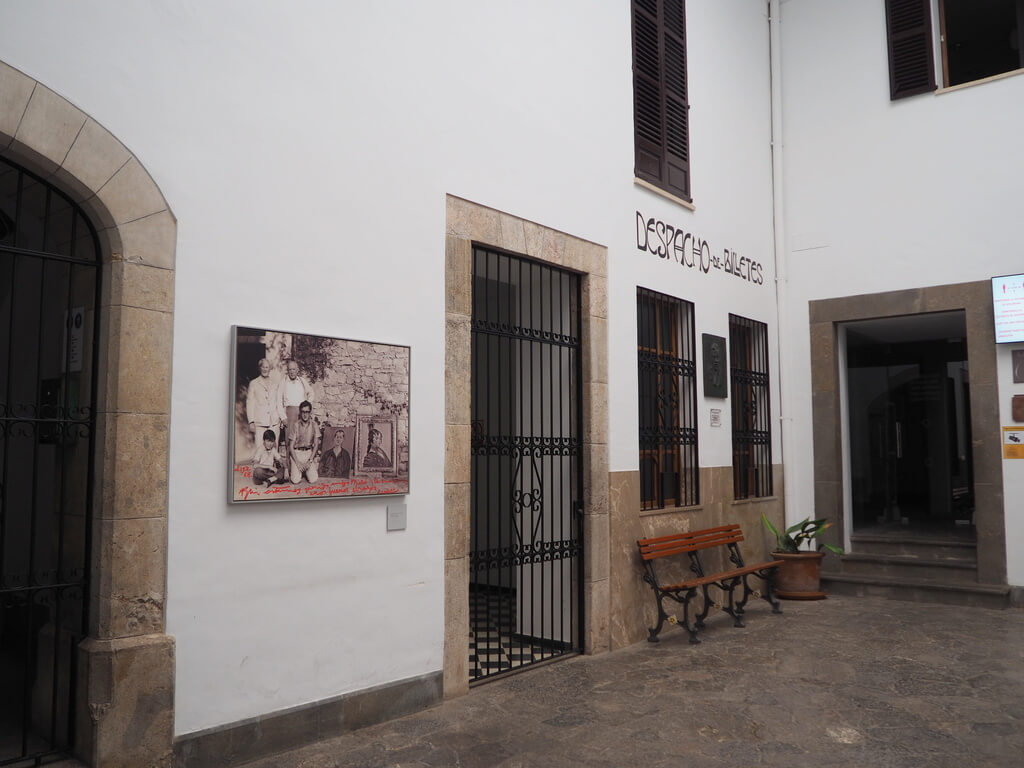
[{"x1": 0, "y1": 1, "x2": 1020, "y2": 766}]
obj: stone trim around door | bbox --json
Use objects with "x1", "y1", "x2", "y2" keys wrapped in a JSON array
[
  {"x1": 443, "y1": 196, "x2": 609, "y2": 697},
  {"x1": 1, "y1": 60, "x2": 177, "y2": 768},
  {"x1": 809, "y1": 282, "x2": 1006, "y2": 586}
]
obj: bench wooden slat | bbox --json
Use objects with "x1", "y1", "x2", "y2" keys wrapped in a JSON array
[
  {"x1": 660, "y1": 560, "x2": 784, "y2": 592},
  {"x1": 640, "y1": 530, "x2": 742, "y2": 550},
  {"x1": 639, "y1": 531, "x2": 743, "y2": 555},
  {"x1": 638, "y1": 523, "x2": 741, "y2": 547},
  {"x1": 637, "y1": 526, "x2": 744, "y2": 560}
]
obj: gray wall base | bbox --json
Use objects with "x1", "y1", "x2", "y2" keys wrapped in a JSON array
[
  {"x1": 173, "y1": 671, "x2": 443, "y2": 768},
  {"x1": 1011, "y1": 586, "x2": 1024, "y2": 609}
]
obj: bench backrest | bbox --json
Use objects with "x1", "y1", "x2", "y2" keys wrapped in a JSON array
[{"x1": 637, "y1": 524, "x2": 744, "y2": 561}]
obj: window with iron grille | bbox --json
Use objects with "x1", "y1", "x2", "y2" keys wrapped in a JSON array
[
  {"x1": 637, "y1": 288, "x2": 698, "y2": 510},
  {"x1": 730, "y1": 314, "x2": 772, "y2": 499},
  {"x1": 632, "y1": 0, "x2": 690, "y2": 200}
]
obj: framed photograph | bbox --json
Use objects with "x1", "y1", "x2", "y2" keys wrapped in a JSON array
[{"x1": 229, "y1": 326, "x2": 410, "y2": 503}]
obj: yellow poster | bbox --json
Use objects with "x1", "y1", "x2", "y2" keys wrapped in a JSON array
[{"x1": 1002, "y1": 427, "x2": 1024, "y2": 459}]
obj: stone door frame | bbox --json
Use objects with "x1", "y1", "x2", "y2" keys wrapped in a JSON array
[
  {"x1": 1, "y1": 61, "x2": 176, "y2": 767},
  {"x1": 443, "y1": 196, "x2": 609, "y2": 695},
  {"x1": 809, "y1": 282, "x2": 1006, "y2": 585}
]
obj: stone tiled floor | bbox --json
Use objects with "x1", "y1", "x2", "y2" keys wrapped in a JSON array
[{"x1": 235, "y1": 595, "x2": 1024, "y2": 767}]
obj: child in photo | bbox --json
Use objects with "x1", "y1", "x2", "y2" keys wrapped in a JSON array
[{"x1": 252, "y1": 429, "x2": 286, "y2": 487}]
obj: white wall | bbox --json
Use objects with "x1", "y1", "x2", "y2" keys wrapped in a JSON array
[
  {"x1": 0, "y1": 0, "x2": 779, "y2": 735},
  {"x1": 608, "y1": 0, "x2": 778, "y2": 471},
  {"x1": 997, "y1": 346, "x2": 1024, "y2": 586},
  {"x1": 777, "y1": 0, "x2": 1024, "y2": 583}
]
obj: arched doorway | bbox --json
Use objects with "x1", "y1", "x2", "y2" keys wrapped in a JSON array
[
  {"x1": 1, "y1": 61, "x2": 177, "y2": 767},
  {"x1": 0, "y1": 155, "x2": 101, "y2": 763}
]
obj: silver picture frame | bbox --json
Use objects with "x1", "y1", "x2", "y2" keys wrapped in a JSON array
[{"x1": 229, "y1": 325, "x2": 410, "y2": 503}]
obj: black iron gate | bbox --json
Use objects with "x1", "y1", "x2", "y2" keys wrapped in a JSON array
[
  {"x1": 469, "y1": 246, "x2": 583, "y2": 682},
  {"x1": 0, "y1": 156, "x2": 100, "y2": 765}
]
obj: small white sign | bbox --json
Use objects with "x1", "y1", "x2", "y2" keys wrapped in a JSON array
[
  {"x1": 1002, "y1": 427, "x2": 1024, "y2": 459},
  {"x1": 1003, "y1": 427, "x2": 1024, "y2": 446},
  {"x1": 387, "y1": 504, "x2": 407, "y2": 531},
  {"x1": 62, "y1": 307, "x2": 85, "y2": 373},
  {"x1": 710, "y1": 408, "x2": 722, "y2": 428}
]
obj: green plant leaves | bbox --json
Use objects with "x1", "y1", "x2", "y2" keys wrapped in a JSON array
[{"x1": 762, "y1": 513, "x2": 843, "y2": 555}]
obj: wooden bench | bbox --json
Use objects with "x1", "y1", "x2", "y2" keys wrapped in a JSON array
[{"x1": 636, "y1": 524, "x2": 784, "y2": 644}]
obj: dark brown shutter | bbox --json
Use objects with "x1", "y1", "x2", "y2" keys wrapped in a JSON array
[
  {"x1": 633, "y1": 0, "x2": 690, "y2": 200},
  {"x1": 885, "y1": 0, "x2": 936, "y2": 99}
]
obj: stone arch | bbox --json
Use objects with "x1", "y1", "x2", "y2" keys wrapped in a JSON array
[{"x1": 0, "y1": 60, "x2": 175, "y2": 767}]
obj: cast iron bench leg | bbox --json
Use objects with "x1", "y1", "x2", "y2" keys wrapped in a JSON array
[
  {"x1": 735, "y1": 576, "x2": 752, "y2": 614},
  {"x1": 647, "y1": 592, "x2": 670, "y2": 642},
  {"x1": 681, "y1": 588, "x2": 701, "y2": 643},
  {"x1": 763, "y1": 572, "x2": 783, "y2": 614},
  {"x1": 694, "y1": 584, "x2": 713, "y2": 630},
  {"x1": 721, "y1": 579, "x2": 745, "y2": 628}
]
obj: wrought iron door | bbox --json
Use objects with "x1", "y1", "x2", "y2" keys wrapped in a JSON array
[
  {"x1": 0, "y1": 157, "x2": 100, "y2": 765},
  {"x1": 469, "y1": 247, "x2": 582, "y2": 682}
]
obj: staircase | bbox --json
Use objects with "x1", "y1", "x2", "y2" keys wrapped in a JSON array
[{"x1": 822, "y1": 528, "x2": 1011, "y2": 609}]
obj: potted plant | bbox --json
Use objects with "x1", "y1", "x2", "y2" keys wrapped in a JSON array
[{"x1": 761, "y1": 514, "x2": 844, "y2": 600}]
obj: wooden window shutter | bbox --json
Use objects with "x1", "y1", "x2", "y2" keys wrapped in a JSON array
[
  {"x1": 633, "y1": 0, "x2": 690, "y2": 200},
  {"x1": 885, "y1": 0, "x2": 936, "y2": 99}
]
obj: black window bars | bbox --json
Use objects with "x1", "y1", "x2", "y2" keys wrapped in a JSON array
[
  {"x1": 729, "y1": 314, "x2": 772, "y2": 499},
  {"x1": 637, "y1": 288, "x2": 698, "y2": 510}
]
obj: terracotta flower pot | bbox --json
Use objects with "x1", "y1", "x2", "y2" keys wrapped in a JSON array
[{"x1": 773, "y1": 550, "x2": 827, "y2": 600}]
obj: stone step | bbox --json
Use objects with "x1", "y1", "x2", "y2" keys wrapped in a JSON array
[
  {"x1": 821, "y1": 573, "x2": 1010, "y2": 609},
  {"x1": 838, "y1": 552, "x2": 977, "y2": 581},
  {"x1": 850, "y1": 533, "x2": 976, "y2": 558}
]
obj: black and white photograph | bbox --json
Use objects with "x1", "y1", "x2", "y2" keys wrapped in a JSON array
[{"x1": 229, "y1": 326, "x2": 410, "y2": 502}]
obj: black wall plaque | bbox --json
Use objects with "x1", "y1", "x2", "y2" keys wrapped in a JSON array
[{"x1": 702, "y1": 334, "x2": 728, "y2": 398}]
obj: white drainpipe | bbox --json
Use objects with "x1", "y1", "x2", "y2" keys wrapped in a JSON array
[{"x1": 768, "y1": 0, "x2": 797, "y2": 529}]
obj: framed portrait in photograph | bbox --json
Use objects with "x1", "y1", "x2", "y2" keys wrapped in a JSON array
[
  {"x1": 229, "y1": 326, "x2": 409, "y2": 503},
  {"x1": 354, "y1": 415, "x2": 397, "y2": 474}
]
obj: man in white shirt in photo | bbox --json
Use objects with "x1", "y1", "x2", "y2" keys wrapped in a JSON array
[
  {"x1": 276, "y1": 359, "x2": 314, "y2": 444},
  {"x1": 246, "y1": 358, "x2": 278, "y2": 447}
]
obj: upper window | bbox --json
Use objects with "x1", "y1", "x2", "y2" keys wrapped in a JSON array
[
  {"x1": 637, "y1": 288, "x2": 698, "y2": 510},
  {"x1": 632, "y1": 0, "x2": 691, "y2": 201},
  {"x1": 729, "y1": 314, "x2": 772, "y2": 500},
  {"x1": 886, "y1": 0, "x2": 1024, "y2": 98}
]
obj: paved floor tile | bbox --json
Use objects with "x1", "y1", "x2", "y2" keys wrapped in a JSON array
[{"x1": 236, "y1": 596, "x2": 1024, "y2": 767}]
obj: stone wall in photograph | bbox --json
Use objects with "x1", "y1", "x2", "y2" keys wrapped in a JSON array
[{"x1": 317, "y1": 340, "x2": 410, "y2": 472}]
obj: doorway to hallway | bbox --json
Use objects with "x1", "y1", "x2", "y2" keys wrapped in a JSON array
[
  {"x1": 468, "y1": 246, "x2": 583, "y2": 682},
  {"x1": 845, "y1": 311, "x2": 974, "y2": 536}
]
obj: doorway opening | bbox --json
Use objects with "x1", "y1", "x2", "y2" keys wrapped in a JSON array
[
  {"x1": 468, "y1": 246, "x2": 583, "y2": 682},
  {"x1": 845, "y1": 311, "x2": 974, "y2": 538},
  {"x1": 0, "y1": 156, "x2": 100, "y2": 765}
]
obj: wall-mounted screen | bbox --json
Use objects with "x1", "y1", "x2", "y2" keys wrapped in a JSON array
[{"x1": 992, "y1": 274, "x2": 1024, "y2": 343}]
